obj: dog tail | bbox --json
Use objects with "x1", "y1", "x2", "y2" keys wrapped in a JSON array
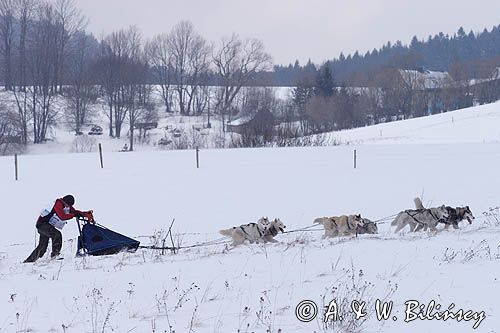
[
  {"x1": 414, "y1": 197, "x2": 425, "y2": 210},
  {"x1": 313, "y1": 217, "x2": 326, "y2": 225},
  {"x1": 391, "y1": 213, "x2": 402, "y2": 226},
  {"x1": 219, "y1": 228, "x2": 233, "y2": 237}
]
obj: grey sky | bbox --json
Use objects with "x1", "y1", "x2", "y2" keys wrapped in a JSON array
[{"x1": 75, "y1": 0, "x2": 500, "y2": 66}]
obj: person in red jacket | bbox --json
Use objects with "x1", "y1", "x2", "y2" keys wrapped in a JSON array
[{"x1": 24, "y1": 195, "x2": 89, "y2": 263}]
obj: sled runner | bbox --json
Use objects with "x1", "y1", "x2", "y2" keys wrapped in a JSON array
[{"x1": 76, "y1": 213, "x2": 140, "y2": 256}]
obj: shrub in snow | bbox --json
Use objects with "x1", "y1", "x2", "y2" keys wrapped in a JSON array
[
  {"x1": 71, "y1": 135, "x2": 97, "y2": 153},
  {"x1": 483, "y1": 206, "x2": 500, "y2": 226}
]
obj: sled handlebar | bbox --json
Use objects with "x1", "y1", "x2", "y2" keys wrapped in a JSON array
[{"x1": 77, "y1": 211, "x2": 95, "y2": 224}]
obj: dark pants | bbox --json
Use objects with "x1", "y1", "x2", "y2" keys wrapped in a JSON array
[{"x1": 24, "y1": 222, "x2": 62, "y2": 263}]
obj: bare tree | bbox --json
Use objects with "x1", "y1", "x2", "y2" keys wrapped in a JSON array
[
  {"x1": 95, "y1": 26, "x2": 142, "y2": 138},
  {"x1": 65, "y1": 32, "x2": 97, "y2": 133},
  {"x1": 292, "y1": 75, "x2": 315, "y2": 133},
  {"x1": 398, "y1": 69, "x2": 427, "y2": 116},
  {"x1": 16, "y1": 0, "x2": 37, "y2": 92},
  {"x1": 374, "y1": 68, "x2": 408, "y2": 118},
  {"x1": 0, "y1": 0, "x2": 15, "y2": 90},
  {"x1": 185, "y1": 31, "x2": 211, "y2": 115},
  {"x1": 145, "y1": 33, "x2": 173, "y2": 113},
  {"x1": 28, "y1": 2, "x2": 59, "y2": 143},
  {"x1": 167, "y1": 21, "x2": 211, "y2": 115},
  {"x1": 13, "y1": 1, "x2": 58, "y2": 144},
  {"x1": 213, "y1": 34, "x2": 272, "y2": 131},
  {"x1": 93, "y1": 39, "x2": 117, "y2": 137},
  {"x1": 304, "y1": 95, "x2": 335, "y2": 132},
  {"x1": 53, "y1": 0, "x2": 86, "y2": 92},
  {"x1": 127, "y1": 62, "x2": 153, "y2": 151},
  {"x1": 12, "y1": 82, "x2": 31, "y2": 144},
  {"x1": 0, "y1": 107, "x2": 21, "y2": 154},
  {"x1": 0, "y1": 101, "x2": 22, "y2": 154}
]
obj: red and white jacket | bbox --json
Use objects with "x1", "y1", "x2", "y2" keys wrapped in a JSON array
[{"x1": 37, "y1": 198, "x2": 83, "y2": 229}]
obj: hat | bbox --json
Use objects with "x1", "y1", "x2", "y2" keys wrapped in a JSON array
[{"x1": 62, "y1": 195, "x2": 75, "y2": 206}]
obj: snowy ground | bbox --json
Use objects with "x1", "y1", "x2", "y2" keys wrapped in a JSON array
[
  {"x1": 1, "y1": 102, "x2": 500, "y2": 332},
  {"x1": 333, "y1": 101, "x2": 500, "y2": 145}
]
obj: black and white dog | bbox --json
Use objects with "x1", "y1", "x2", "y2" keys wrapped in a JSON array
[
  {"x1": 443, "y1": 206, "x2": 475, "y2": 229},
  {"x1": 357, "y1": 218, "x2": 379, "y2": 235}
]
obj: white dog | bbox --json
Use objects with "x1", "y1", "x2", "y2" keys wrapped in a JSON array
[{"x1": 219, "y1": 217, "x2": 286, "y2": 247}]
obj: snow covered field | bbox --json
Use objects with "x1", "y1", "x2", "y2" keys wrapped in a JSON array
[
  {"x1": 334, "y1": 101, "x2": 500, "y2": 145},
  {"x1": 1, "y1": 102, "x2": 500, "y2": 332}
]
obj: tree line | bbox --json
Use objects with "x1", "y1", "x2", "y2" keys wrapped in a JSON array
[
  {"x1": 0, "y1": 0, "x2": 272, "y2": 152},
  {"x1": 275, "y1": 25, "x2": 500, "y2": 86}
]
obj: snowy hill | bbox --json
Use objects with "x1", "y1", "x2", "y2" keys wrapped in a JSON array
[
  {"x1": 332, "y1": 101, "x2": 500, "y2": 145},
  {"x1": 1, "y1": 102, "x2": 500, "y2": 332}
]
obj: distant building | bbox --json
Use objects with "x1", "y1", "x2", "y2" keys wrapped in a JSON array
[
  {"x1": 398, "y1": 69, "x2": 452, "y2": 90},
  {"x1": 227, "y1": 109, "x2": 277, "y2": 136}
]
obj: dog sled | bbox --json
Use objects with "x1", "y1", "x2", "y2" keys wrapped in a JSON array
[{"x1": 76, "y1": 213, "x2": 140, "y2": 256}]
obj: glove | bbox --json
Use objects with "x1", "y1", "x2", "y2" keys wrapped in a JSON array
[{"x1": 83, "y1": 211, "x2": 95, "y2": 223}]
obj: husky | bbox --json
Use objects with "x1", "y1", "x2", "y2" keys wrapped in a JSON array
[
  {"x1": 443, "y1": 206, "x2": 475, "y2": 229},
  {"x1": 391, "y1": 205, "x2": 449, "y2": 233},
  {"x1": 314, "y1": 214, "x2": 365, "y2": 239},
  {"x1": 411, "y1": 198, "x2": 474, "y2": 231},
  {"x1": 261, "y1": 218, "x2": 286, "y2": 243},
  {"x1": 357, "y1": 218, "x2": 378, "y2": 235},
  {"x1": 219, "y1": 217, "x2": 286, "y2": 247}
]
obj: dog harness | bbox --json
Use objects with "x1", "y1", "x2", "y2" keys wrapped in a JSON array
[
  {"x1": 239, "y1": 223, "x2": 264, "y2": 238},
  {"x1": 267, "y1": 225, "x2": 278, "y2": 237},
  {"x1": 405, "y1": 209, "x2": 443, "y2": 226}
]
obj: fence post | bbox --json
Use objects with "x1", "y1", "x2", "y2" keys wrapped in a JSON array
[
  {"x1": 196, "y1": 147, "x2": 200, "y2": 169},
  {"x1": 354, "y1": 149, "x2": 357, "y2": 169},
  {"x1": 99, "y1": 143, "x2": 104, "y2": 169},
  {"x1": 14, "y1": 154, "x2": 18, "y2": 181}
]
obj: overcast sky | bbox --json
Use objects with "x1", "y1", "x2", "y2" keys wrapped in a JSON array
[{"x1": 75, "y1": 0, "x2": 500, "y2": 66}]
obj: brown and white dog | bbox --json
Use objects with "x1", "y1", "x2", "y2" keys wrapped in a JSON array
[{"x1": 314, "y1": 215, "x2": 365, "y2": 238}]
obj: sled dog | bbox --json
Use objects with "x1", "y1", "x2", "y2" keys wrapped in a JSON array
[
  {"x1": 417, "y1": 206, "x2": 475, "y2": 231},
  {"x1": 391, "y1": 205, "x2": 449, "y2": 233},
  {"x1": 357, "y1": 218, "x2": 378, "y2": 235},
  {"x1": 314, "y1": 214, "x2": 365, "y2": 238},
  {"x1": 219, "y1": 217, "x2": 285, "y2": 247},
  {"x1": 408, "y1": 198, "x2": 474, "y2": 232},
  {"x1": 444, "y1": 206, "x2": 475, "y2": 229}
]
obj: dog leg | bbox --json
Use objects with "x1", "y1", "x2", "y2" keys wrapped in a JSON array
[
  {"x1": 414, "y1": 223, "x2": 425, "y2": 232},
  {"x1": 409, "y1": 221, "x2": 417, "y2": 232},
  {"x1": 231, "y1": 233, "x2": 246, "y2": 247},
  {"x1": 429, "y1": 226, "x2": 439, "y2": 235},
  {"x1": 394, "y1": 221, "x2": 406, "y2": 233}
]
